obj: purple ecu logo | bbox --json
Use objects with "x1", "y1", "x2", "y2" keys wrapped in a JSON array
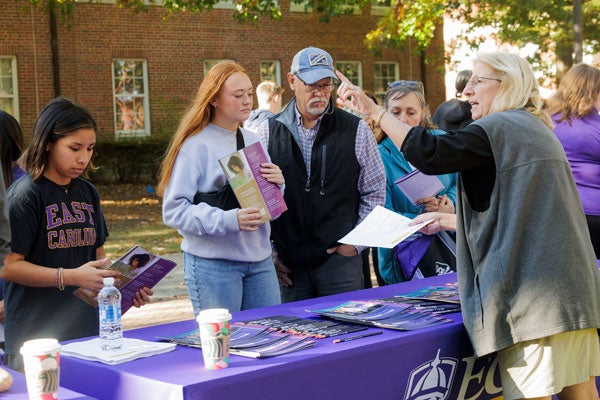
[
  {"x1": 404, "y1": 349, "x2": 457, "y2": 400},
  {"x1": 308, "y1": 52, "x2": 330, "y2": 67}
]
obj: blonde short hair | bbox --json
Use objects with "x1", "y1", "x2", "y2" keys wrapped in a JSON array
[
  {"x1": 473, "y1": 52, "x2": 553, "y2": 129},
  {"x1": 256, "y1": 81, "x2": 284, "y2": 104}
]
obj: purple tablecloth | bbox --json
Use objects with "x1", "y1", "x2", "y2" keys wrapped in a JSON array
[{"x1": 60, "y1": 273, "x2": 599, "y2": 400}]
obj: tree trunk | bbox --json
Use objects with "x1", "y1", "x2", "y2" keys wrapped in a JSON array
[{"x1": 555, "y1": 41, "x2": 572, "y2": 81}]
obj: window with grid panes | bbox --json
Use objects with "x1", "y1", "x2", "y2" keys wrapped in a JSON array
[
  {"x1": 0, "y1": 56, "x2": 19, "y2": 120},
  {"x1": 335, "y1": 61, "x2": 362, "y2": 87},
  {"x1": 260, "y1": 61, "x2": 281, "y2": 85},
  {"x1": 113, "y1": 59, "x2": 150, "y2": 137},
  {"x1": 374, "y1": 62, "x2": 399, "y2": 104}
]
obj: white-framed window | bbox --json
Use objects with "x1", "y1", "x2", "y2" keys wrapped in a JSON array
[
  {"x1": 75, "y1": 0, "x2": 116, "y2": 4},
  {"x1": 291, "y1": 0, "x2": 359, "y2": 13},
  {"x1": 0, "y1": 56, "x2": 19, "y2": 120},
  {"x1": 203, "y1": 59, "x2": 235, "y2": 77},
  {"x1": 260, "y1": 61, "x2": 281, "y2": 85},
  {"x1": 213, "y1": 0, "x2": 235, "y2": 9},
  {"x1": 370, "y1": 0, "x2": 391, "y2": 16},
  {"x1": 290, "y1": 0, "x2": 311, "y2": 13},
  {"x1": 374, "y1": 62, "x2": 399, "y2": 103},
  {"x1": 335, "y1": 61, "x2": 362, "y2": 87},
  {"x1": 112, "y1": 59, "x2": 150, "y2": 138},
  {"x1": 340, "y1": 2, "x2": 361, "y2": 15}
]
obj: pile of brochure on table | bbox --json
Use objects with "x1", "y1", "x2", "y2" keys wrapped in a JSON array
[
  {"x1": 160, "y1": 317, "x2": 366, "y2": 358},
  {"x1": 160, "y1": 322, "x2": 313, "y2": 359},
  {"x1": 308, "y1": 284, "x2": 461, "y2": 331}
]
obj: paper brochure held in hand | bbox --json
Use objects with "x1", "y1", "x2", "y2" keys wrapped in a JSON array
[
  {"x1": 394, "y1": 169, "x2": 444, "y2": 205},
  {"x1": 338, "y1": 205, "x2": 432, "y2": 248},
  {"x1": 218, "y1": 141, "x2": 287, "y2": 222},
  {"x1": 73, "y1": 245, "x2": 177, "y2": 314}
]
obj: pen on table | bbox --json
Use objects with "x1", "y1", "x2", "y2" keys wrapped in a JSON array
[{"x1": 333, "y1": 331, "x2": 383, "y2": 344}]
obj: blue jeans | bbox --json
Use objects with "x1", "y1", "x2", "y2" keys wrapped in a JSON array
[{"x1": 183, "y1": 253, "x2": 281, "y2": 315}]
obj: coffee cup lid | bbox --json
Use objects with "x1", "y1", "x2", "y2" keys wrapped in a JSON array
[
  {"x1": 196, "y1": 308, "x2": 232, "y2": 323},
  {"x1": 20, "y1": 338, "x2": 61, "y2": 356}
]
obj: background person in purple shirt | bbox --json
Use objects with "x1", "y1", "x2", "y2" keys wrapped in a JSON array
[{"x1": 547, "y1": 63, "x2": 600, "y2": 258}]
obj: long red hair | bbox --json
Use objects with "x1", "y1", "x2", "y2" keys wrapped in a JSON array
[{"x1": 157, "y1": 61, "x2": 249, "y2": 195}]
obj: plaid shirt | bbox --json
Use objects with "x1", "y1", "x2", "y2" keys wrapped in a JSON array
[{"x1": 258, "y1": 104, "x2": 386, "y2": 253}]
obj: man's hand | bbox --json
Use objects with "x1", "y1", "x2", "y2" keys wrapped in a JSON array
[
  {"x1": 326, "y1": 244, "x2": 357, "y2": 257},
  {"x1": 273, "y1": 252, "x2": 293, "y2": 286}
]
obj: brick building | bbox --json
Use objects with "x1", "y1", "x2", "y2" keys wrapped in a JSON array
[{"x1": 0, "y1": 0, "x2": 445, "y2": 141}]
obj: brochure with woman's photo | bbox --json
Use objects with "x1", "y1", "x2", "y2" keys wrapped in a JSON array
[
  {"x1": 219, "y1": 141, "x2": 287, "y2": 222},
  {"x1": 73, "y1": 245, "x2": 177, "y2": 313}
]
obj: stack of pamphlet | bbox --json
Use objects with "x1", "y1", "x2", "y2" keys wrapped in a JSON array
[
  {"x1": 61, "y1": 338, "x2": 176, "y2": 365},
  {"x1": 381, "y1": 296, "x2": 461, "y2": 314},
  {"x1": 396, "y1": 283, "x2": 460, "y2": 302},
  {"x1": 309, "y1": 299, "x2": 453, "y2": 331},
  {"x1": 160, "y1": 316, "x2": 366, "y2": 358},
  {"x1": 160, "y1": 321, "x2": 319, "y2": 359},
  {"x1": 237, "y1": 315, "x2": 367, "y2": 338}
]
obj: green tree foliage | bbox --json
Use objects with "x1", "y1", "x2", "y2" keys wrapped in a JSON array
[
  {"x1": 366, "y1": 0, "x2": 449, "y2": 51},
  {"x1": 459, "y1": 0, "x2": 600, "y2": 74},
  {"x1": 26, "y1": 0, "x2": 600, "y2": 72}
]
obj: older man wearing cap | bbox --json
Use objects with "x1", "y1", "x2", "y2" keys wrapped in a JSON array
[{"x1": 257, "y1": 46, "x2": 386, "y2": 303}]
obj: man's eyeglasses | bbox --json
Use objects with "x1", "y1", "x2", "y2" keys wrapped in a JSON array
[
  {"x1": 387, "y1": 80, "x2": 424, "y2": 93},
  {"x1": 466, "y1": 76, "x2": 502, "y2": 87},
  {"x1": 295, "y1": 76, "x2": 335, "y2": 94}
]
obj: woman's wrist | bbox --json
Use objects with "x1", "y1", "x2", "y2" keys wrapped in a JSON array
[
  {"x1": 61, "y1": 268, "x2": 73, "y2": 287},
  {"x1": 374, "y1": 108, "x2": 386, "y2": 126},
  {"x1": 371, "y1": 106, "x2": 386, "y2": 123}
]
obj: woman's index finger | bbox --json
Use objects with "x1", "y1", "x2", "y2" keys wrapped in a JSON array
[{"x1": 335, "y1": 69, "x2": 351, "y2": 84}]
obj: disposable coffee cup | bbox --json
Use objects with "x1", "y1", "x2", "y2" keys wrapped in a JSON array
[
  {"x1": 20, "y1": 338, "x2": 61, "y2": 399},
  {"x1": 196, "y1": 308, "x2": 232, "y2": 370}
]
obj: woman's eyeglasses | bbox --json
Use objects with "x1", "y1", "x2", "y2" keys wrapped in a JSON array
[
  {"x1": 466, "y1": 76, "x2": 502, "y2": 88},
  {"x1": 387, "y1": 80, "x2": 424, "y2": 93},
  {"x1": 295, "y1": 76, "x2": 335, "y2": 94}
]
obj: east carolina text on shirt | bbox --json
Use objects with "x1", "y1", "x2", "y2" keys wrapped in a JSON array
[{"x1": 45, "y1": 201, "x2": 97, "y2": 249}]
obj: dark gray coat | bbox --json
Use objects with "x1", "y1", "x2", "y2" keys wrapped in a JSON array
[{"x1": 460, "y1": 110, "x2": 600, "y2": 356}]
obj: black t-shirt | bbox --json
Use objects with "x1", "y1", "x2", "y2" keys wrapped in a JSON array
[
  {"x1": 4, "y1": 175, "x2": 108, "y2": 358},
  {"x1": 401, "y1": 124, "x2": 496, "y2": 212}
]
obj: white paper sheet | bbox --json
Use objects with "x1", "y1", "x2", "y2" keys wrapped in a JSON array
[{"x1": 338, "y1": 206, "x2": 432, "y2": 248}]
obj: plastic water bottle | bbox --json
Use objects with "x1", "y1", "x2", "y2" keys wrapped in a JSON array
[{"x1": 98, "y1": 277, "x2": 123, "y2": 351}]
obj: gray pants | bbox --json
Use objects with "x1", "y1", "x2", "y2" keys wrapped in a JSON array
[{"x1": 280, "y1": 252, "x2": 364, "y2": 303}]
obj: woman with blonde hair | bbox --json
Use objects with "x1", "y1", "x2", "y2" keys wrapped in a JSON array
[
  {"x1": 546, "y1": 63, "x2": 600, "y2": 258},
  {"x1": 337, "y1": 52, "x2": 600, "y2": 400},
  {"x1": 158, "y1": 61, "x2": 284, "y2": 314}
]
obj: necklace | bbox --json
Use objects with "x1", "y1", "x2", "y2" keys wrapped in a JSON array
[
  {"x1": 59, "y1": 183, "x2": 70, "y2": 194},
  {"x1": 222, "y1": 132, "x2": 237, "y2": 148}
]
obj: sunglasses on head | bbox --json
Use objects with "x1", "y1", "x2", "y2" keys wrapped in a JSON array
[{"x1": 387, "y1": 80, "x2": 424, "y2": 93}]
